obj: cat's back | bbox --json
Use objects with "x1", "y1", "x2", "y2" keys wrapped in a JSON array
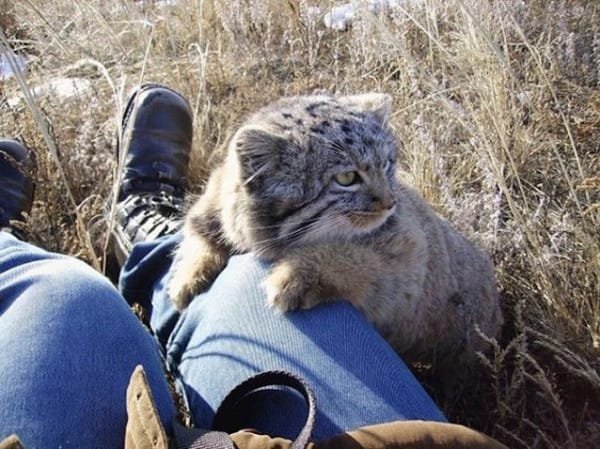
[{"x1": 391, "y1": 183, "x2": 502, "y2": 350}]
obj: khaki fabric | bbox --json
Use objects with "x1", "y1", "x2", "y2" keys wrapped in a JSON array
[
  {"x1": 0, "y1": 435, "x2": 24, "y2": 449},
  {"x1": 229, "y1": 421, "x2": 508, "y2": 449},
  {"x1": 125, "y1": 365, "x2": 169, "y2": 449},
  {"x1": 231, "y1": 432, "x2": 294, "y2": 449},
  {"x1": 313, "y1": 421, "x2": 508, "y2": 449}
]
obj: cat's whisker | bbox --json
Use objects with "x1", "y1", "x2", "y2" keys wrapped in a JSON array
[
  {"x1": 284, "y1": 214, "x2": 345, "y2": 247},
  {"x1": 262, "y1": 212, "x2": 369, "y2": 254},
  {"x1": 248, "y1": 220, "x2": 312, "y2": 251},
  {"x1": 243, "y1": 212, "x2": 324, "y2": 234},
  {"x1": 253, "y1": 218, "x2": 321, "y2": 252},
  {"x1": 252, "y1": 213, "x2": 342, "y2": 255},
  {"x1": 242, "y1": 160, "x2": 271, "y2": 186}
]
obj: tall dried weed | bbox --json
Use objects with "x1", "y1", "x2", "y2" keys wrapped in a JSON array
[{"x1": 0, "y1": 0, "x2": 598, "y2": 447}]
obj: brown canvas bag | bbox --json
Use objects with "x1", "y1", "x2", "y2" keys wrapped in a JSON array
[{"x1": 125, "y1": 366, "x2": 509, "y2": 449}]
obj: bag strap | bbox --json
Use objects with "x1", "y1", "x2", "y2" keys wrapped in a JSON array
[
  {"x1": 212, "y1": 370, "x2": 317, "y2": 449},
  {"x1": 126, "y1": 366, "x2": 316, "y2": 449}
]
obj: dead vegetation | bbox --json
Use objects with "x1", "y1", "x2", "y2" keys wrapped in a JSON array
[{"x1": 0, "y1": 1, "x2": 598, "y2": 447}]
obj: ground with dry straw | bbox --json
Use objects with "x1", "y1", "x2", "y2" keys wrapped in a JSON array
[{"x1": 1, "y1": 1, "x2": 598, "y2": 448}]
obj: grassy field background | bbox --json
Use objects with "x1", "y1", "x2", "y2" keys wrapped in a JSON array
[{"x1": 1, "y1": 0, "x2": 598, "y2": 447}]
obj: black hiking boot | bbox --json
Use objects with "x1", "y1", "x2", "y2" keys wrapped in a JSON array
[
  {"x1": 111, "y1": 84, "x2": 193, "y2": 265},
  {"x1": 0, "y1": 139, "x2": 35, "y2": 237}
]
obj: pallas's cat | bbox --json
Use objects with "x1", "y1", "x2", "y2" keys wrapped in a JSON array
[{"x1": 169, "y1": 93, "x2": 502, "y2": 371}]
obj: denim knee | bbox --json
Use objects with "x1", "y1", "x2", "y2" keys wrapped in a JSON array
[
  {"x1": 0, "y1": 248, "x2": 177, "y2": 448},
  {"x1": 3, "y1": 255, "x2": 123, "y2": 319}
]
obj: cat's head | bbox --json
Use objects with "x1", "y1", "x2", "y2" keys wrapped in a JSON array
[{"x1": 224, "y1": 93, "x2": 400, "y2": 254}]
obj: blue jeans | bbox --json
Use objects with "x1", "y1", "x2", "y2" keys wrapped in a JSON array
[{"x1": 0, "y1": 230, "x2": 445, "y2": 448}]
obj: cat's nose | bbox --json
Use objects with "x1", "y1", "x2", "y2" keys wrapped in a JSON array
[
  {"x1": 373, "y1": 193, "x2": 396, "y2": 211},
  {"x1": 381, "y1": 196, "x2": 397, "y2": 210}
]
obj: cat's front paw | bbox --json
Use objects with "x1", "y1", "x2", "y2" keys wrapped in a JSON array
[
  {"x1": 265, "y1": 261, "x2": 321, "y2": 312},
  {"x1": 168, "y1": 251, "x2": 226, "y2": 310},
  {"x1": 168, "y1": 269, "x2": 204, "y2": 311}
]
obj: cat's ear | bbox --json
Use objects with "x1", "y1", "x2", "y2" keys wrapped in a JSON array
[
  {"x1": 232, "y1": 125, "x2": 286, "y2": 185},
  {"x1": 339, "y1": 93, "x2": 392, "y2": 124}
]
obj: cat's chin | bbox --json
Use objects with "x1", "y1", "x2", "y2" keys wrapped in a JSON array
[{"x1": 346, "y1": 207, "x2": 396, "y2": 234}]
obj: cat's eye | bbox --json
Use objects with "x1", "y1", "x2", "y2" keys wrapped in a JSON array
[{"x1": 334, "y1": 171, "x2": 360, "y2": 186}]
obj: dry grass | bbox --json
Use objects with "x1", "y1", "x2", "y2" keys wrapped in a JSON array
[{"x1": 1, "y1": 0, "x2": 598, "y2": 447}]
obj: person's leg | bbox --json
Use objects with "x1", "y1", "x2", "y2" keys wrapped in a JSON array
[
  {"x1": 0, "y1": 231, "x2": 176, "y2": 448},
  {"x1": 121, "y1": 233, "x2": 446, "y2": 442}
]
